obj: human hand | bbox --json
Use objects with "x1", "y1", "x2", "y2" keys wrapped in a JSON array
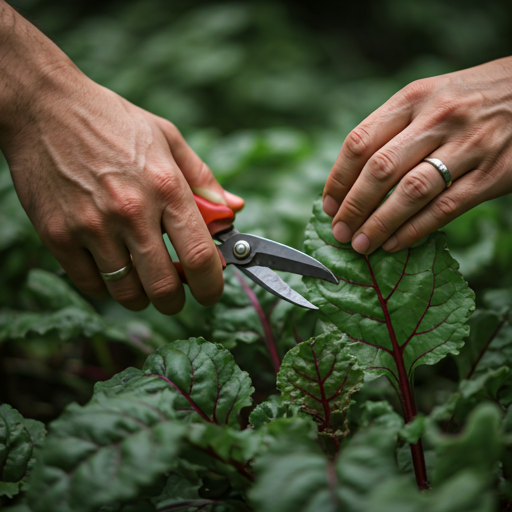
[
  {"x1": 2, "y1": 63, "x2": 243, "y2": 314},
  {"x1": 322, "y1": 57, "x2": 512, "y2": 255}
]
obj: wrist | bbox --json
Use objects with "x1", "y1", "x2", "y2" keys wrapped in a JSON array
[{"x1": 0, "y1": 2, "x2": 82, "y2": 147}]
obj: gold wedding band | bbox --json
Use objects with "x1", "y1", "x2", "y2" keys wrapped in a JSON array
[{"x1": 99, "y1": 261, "x2": 133, "y2": 282}]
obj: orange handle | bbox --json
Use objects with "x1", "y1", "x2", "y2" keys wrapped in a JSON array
[
  {"x1": 193, "y1": 193, "x2": 235, "y2": 235},
  {"x1": 172, "y1": 193, "x2": 235, "y2": 283}
]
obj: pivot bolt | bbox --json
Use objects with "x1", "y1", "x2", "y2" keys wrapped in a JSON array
[{"x1": 233, "y1": 240, "x2": 251, "y2": 259}]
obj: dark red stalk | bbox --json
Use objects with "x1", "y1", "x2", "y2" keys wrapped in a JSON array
[
  {"x1": 365, "y1": 257, "x2": 428, "y2": 491},
  {"x1": 234, "y1": 269, "x2": 281, "y2": 374}
]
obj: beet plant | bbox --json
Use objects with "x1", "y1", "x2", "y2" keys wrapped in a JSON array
[{"x1": 1, "y1": 198, "x2": 511, "y2": 512}]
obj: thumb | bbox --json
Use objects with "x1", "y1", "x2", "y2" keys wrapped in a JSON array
[{"x1": 155, "y1": 116, "x2": 244, "y2": 213}]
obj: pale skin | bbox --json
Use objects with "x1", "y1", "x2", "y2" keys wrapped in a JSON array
[
  {"x1": 0, "y1": 1, "x2": 243, "y2": 315},
  {"x1": 323, "y1": 57, "x2": 512, "y2": 255}
]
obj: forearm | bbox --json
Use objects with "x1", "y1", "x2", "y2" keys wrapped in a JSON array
[{"x1": 0, "y1": 0, "x2": 77, "y2": 145}]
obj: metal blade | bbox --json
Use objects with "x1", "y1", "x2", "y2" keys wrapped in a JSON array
[
  {"x1": 237, "y1": 265, "x2": 318, "y2": 310},
  {"x1": 218, "y1": 232, "x2": 338, "y2": 284}
]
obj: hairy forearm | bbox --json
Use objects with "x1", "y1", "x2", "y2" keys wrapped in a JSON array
[{"x1": 0, "y1": 0, "x2": 77, "y2": 145}]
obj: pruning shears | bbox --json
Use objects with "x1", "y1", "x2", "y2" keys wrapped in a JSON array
[{"x1": 175, "y1": 194, "x2": 338, "y2": 310}]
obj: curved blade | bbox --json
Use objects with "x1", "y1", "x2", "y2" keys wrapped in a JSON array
[
  {"x1": 219, "y1": 232, "x2": 338, "y2": 284},
  {"x1": 237, "y1": 266, "x2": 318, "y2": 310}
]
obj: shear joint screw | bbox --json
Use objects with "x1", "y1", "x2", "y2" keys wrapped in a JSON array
[{"x1": 233, "y1": 240, "x2": 251, "y2": 259}]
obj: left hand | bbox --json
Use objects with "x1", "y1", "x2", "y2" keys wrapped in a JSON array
[{"x1": 322, "y1": 56, "x2": 512, "y2": 255}]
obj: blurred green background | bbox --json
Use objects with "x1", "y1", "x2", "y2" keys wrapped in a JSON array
[{"x1": 1, "y1": 0, "x2": 512, "y2": 421}]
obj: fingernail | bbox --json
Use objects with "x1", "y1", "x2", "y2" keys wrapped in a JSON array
[
  {"x1": 323, "y1": 195, "x2": 339, "y2": 217},
  {"x1": 192, "y1": 187, "x2": 227, "y2": 206},
  {"x1": 223, "y1": 190, "x2": 245, "y2": 213},
  {"x1": 382, "y1": 235, "x2": 398, "y2": 252},
  {"x1": 333, "y1": 222, "x2": 352, "y2": 243},
  {"x1": 352, "y1": 233, "x2": 370, "y2": 253}
]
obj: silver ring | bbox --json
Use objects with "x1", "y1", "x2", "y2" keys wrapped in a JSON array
[
  {"x1": 423, "y1": 158, "x2": 452, "y2": 188},
  {"x1": 99, "y1": 261, "x2": 133, "y2": 282}
]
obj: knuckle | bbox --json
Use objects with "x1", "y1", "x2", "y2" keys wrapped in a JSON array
[
  {"x1": 433, "y1": 196, "x2": 458, "y2": 220},
  {"x1": 76, "y1": 212, "x2": 107, "y2": 239},
  {"x1": 371, "y1": 214, "x2": 389, "y2": 235},
  {"x1": 148, "y1": 275, "x2": 181, "y2": 301},
  {"x1": 401, "y1": 173, "x2": 432, "y2": 202},
  {"x1": 182, "y1": 241, "x2": 217, "y2": 273},
  {"x1": 401, "y1": 78, "x2": 435, "y2": 104},
  {"x1": 110, "y1": 195, "x2": 145, "y2": 222},
  {"x1": 341, "y1": 196, "x2": 365, "y2": 219},
  {"x1": 327, "y1": 169, "x2": 348, "y2": 192},
  {"x1": 344, "y1": 126, "x2": 372, "y2": 159},
  {"x1": 405, "y1": 221, "x2": 422, "y2": 241},
  {"x1": 367, "y1": 150, "x2": 397, "y2": 182},
  {"x1": 41, "y1": 219, "x2": 72, "y2": 247},
  {"x1": 153, "y1": 170, "x2": 184, "y2": 203},
  {"x1": 113, "y1": 287, "x2": 146, "y2": 304},
  {"x1": 162, "y1": 120, "x2": 182, "y2": 145}
]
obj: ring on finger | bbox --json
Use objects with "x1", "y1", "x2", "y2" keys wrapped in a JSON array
[
  {"x1": 423, "y1": 158, "x2": 452, "y2": 188},
  {"x1": 99, "y1": 261, "x2": 134, "y2": 282}
]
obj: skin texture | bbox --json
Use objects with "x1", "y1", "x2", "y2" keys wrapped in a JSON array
[
  {"x1": 323, "y1": 57, "x2": 512, "y2": 255},
  {"x1": 0, "y1": 1, "x2": 244, "y2": 314}
]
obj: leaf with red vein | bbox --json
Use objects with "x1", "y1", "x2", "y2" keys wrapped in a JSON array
[
  {"x1": 303, "y1": 199, "x2": 475, "y2": 383},
  {"x1": 93, "y1": 338, "x2": 254, "y2": 426},
  {"x1": 277, "y1": 331, "x2": 363, "y2": 431}
]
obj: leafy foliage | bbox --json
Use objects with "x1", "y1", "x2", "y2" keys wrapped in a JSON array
[
  {"x1": 0, "y1": 405, "x2": 45, "y2": 499},
  {"x1": 1, "y1": 0, "x2": 512, "y2": 511},
  {"x1": 277, "y1": 331, "x2": 363, "y2": 431}
]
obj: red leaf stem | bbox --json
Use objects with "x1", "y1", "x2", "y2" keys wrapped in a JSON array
[
  {"x1": 234, "y1": 269, "x2": 281, "y2": 374},
  {"x1": 365, "y1": 256, "x2": 429, "y2": 490},
  {"x1": 151, "y1": 374, "x2": 214, "y2": 424}
]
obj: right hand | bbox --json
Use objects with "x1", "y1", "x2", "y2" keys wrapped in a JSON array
[{"x1": 2, "y1": 62, "x2": 243, "y2": 315}]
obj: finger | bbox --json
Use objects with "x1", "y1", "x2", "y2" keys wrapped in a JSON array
[
  {"x1": 154, "y1": 116, "x2": 245, "y2": 213},
  {"x1": 88, "y1": 238, "x2": 150, "y2": 312},
  {"x1": 125, "y1": 223, "x2": 186, "y2": 316},
  {"x1": 381, "y1": 169, "x2": 494, "y2": 253},
  {"x1": 331, "y1": 119, "x2": 443, "y2": 244},
  {"x1": 323, "y1": 85, "x2": 421, "y2": 218},
  {"x1": 350, "y1": 145, "x2": 478, "y2": 254},
  {"x1": 52, "y1": 246, "x2": 109, "y2": 299},
  {"x1": 160, "y1": 179, "x2": 224, "y2": 307}
]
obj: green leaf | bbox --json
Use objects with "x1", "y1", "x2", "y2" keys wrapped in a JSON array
[
  {"x1": 93, "y1": 338, "x2": 253, "y2": 426},
  {"x1": 336, "y1": 421, "x2": 401, "y2": 511},
  {"x1": 0, "y1": 307, "x2": 106, "y2": 342},
  {"x1": 277, "y1": 331, "x2": 363, "y2": 431},
  {"x1": 250, "y1": 440, "x2": 337, "y2": 512},
  {"x1": 456, "y1": 307, "x2": 512, "y2": 380},
  {"x1": 25, "y1": 269, "x2": 94, "y2": 312},
  {"x1": 303, "y1": 199, "x2": 474, "y2": 416},
  {"x1": 249, "y1": 395, "x2": 301, "y2": 428},
  {"x1": 0, "y1": 405, "x2": 46, "y2": 498},
  {"x1": 428, "y1": 403, "x2": 503, "y2": 486},
  {"x1": 27, "y1": 391, "x2": 185, "y2": 512}
]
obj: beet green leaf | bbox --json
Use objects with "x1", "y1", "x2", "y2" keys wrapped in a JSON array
[
  {"x1": 303, "y1": 199, "x2": 474, "y2": 409},
  {"x1": 0, "y1": 405, "x2": 45, "y2": 499},
  {"x1": 27, "y1": 391, "x2": 185, "y2": 512},
  {"x1": 277, "y1": 331, "x2": 363, "y2": 431},
  {"x1": 94, "y1": 337, "x2": 253, "y2": 426}
]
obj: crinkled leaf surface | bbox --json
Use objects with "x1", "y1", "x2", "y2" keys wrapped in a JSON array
[
  {"x1": 27, "y1": 391, "x2": 185, "y2": 512},
  {"x1": 0, "y1": 405, "x2": 45, "y2": 498},
  {"x1": 249, "y1": 395, "x2": 301, "y2": 428},
  {"x1": 93, "y1": 338, "x2": 253, "y2": 426},
  {"x1": 303, "y1": 199, "x2": 475, "y2": 385},
  {"x1": 277, "y1": 331, "x2": 363, "y2": 430}
]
